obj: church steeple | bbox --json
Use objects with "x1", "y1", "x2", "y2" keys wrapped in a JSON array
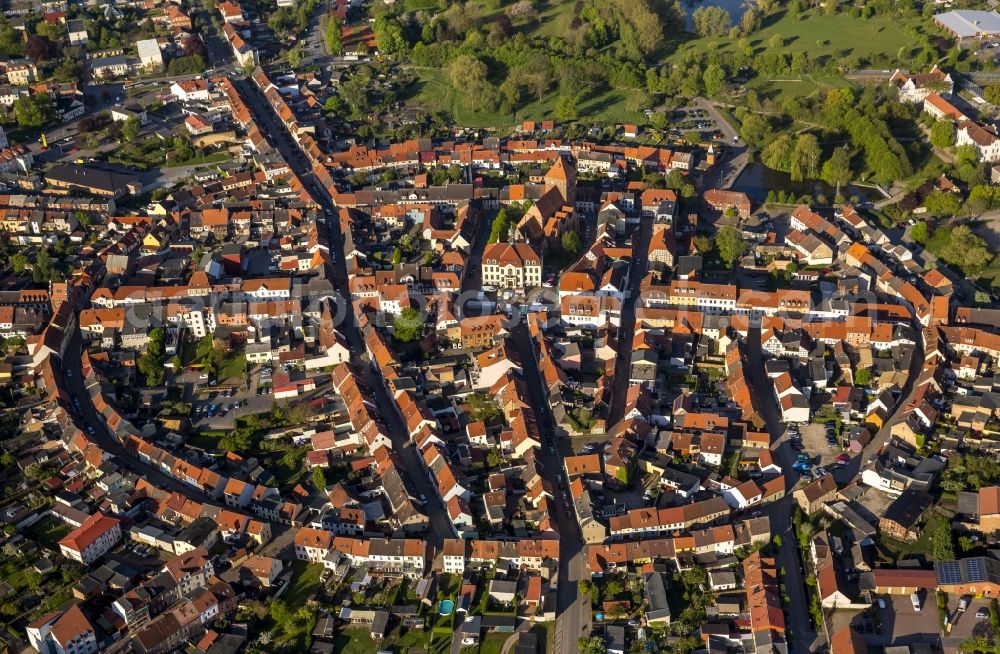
[{"x1": 543, "y1": 155, "x2": 576, "y2": 206}]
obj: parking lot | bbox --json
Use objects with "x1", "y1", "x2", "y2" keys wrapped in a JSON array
[
  {"x1": 943, "y1": 594, "x2": 995, "y2": 648},
  {"x1": 788, "y1": 423, "x2": 849, "y2": 479}
]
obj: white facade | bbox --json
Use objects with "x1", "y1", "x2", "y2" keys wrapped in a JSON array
[{"x1": 136, "y1": 39, "x2": 164, "y2": 71}]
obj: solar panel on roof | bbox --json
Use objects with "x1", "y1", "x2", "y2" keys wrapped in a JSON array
[
  {"x1": 966, "y1": 558, "x2": 987, "y2": 583},
  {"x1": 938, "y1": 561, "x2": 962, "y2": 585}
]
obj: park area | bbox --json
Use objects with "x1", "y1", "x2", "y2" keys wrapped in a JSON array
[{"x1": 666, "y1": 8, "x2": 934, "y2": 100}]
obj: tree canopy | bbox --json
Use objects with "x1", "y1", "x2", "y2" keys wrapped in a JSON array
[
  {"x1": 392, "y1": 306, "x2": 425, "y2": 343},
  {"x1": 716, "y1": 226, "x2": 747, "y2": 267}
]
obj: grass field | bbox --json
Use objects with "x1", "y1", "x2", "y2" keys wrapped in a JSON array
[
  {"x1": 162, "y1": 152, "x2": 232, "y2": 168},
  {"x1": 668, "y1": 9, "x2": 923, "y2": 71},
  {"x1": 410, "y1": 67, "x2": 646, "y2": 129},
  {"x1": 746, "y1": 74, "x2": 856, "y2": 102},
  {"x1": 478, "y1": 633, "x2": 509, "y2": 654}
]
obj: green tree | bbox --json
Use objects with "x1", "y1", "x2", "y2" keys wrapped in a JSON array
[
  {"x1": 740, "y1": 113, "x2": 771, "y2": 150},
  {"x1": 665, "y1": 169, "x2": 696, "y2": 200},
  {"x1": 702, "y1": 63, "x2": 727, "y2": 98},
  {"x1": 820, "y1": 146, "x2": 852, "y2": 186},
  {"x1": 488, "y1": 207, "x2": 514, "y2": 244},
  {"x1": 693, "y1": 234, "x2": 714, "y2": 254},
  {"x1": 716, "y1": 226, "x2": 747, "y2": 267},
  {"x1": 287, "y1": 43, "x2": 304, "y2": 68},
  {"x1": 14, "y1": 93, "x2": 54, "y2": 128},
  {"x1": 924, "y1": 190, "x2": 961, "y2": 217},
  {"x1": 928, "y1": 518, "x2": 955, "y2": 561},
  {"x1": 929, "y1": 120, "x2": 955, "y2": 149},
  {"x1": 910, "y1": 221, "x2": 930, "y2": 244},
  {"x1": 554, "y1": 92, "x2": 580, "y2": 122},
  {"x1": 392, "y1": 306, "x2": 425, "y2": 343},
  {"x1": 691, "y1": 5, "x2": 731, "y2": 36},
  {"x1": 762, "y1": 134, "x2": 794, "y2": 171},
  {"x1": 467, "y1": 392, "x2": 501, "y2": 422},
  {"x1": 323, "y1": 15, "x2": 343, "y2": 55},
  {"x1": 10, "y1": 253, "x2": 27, "y2": 272},
  {"x1": 121, "y1": 116, "x2": 140, "y2": 144},
  {"x1": 578, "y1": 636, "x2": 606, "y2": 654},
  {"x1": 853, "y1": 367, "x2": 873, "y2": 387},
  {"x1": 561, "y1": 230, "x2": 582, "y2": 255},
  {"x1": 137, "y1": 327, "x2": 167, "y2": 386},
  {"x1": 789, "y1": 133, "x2": 821, "y2": 181},
  {"x1": 312, "y1": 466, "x2": 326, "y2": 491},
  {"x1": 941, "y1": 225, "x2": 993, "y2": 276},
  {"x1": 984, "y1": 84, "x2": 1000, "y2": 105},
  {"x1": 0, "y1": 18, "x2": 22, "y2": 56}
]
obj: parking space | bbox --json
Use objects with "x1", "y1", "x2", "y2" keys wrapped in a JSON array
[
  {"x1": 790, "y1": 423, "x2": 847, "y2": 477},
  {"x1": 945, "y1": 595, "x2": 995, "y2": 645},
  {"x1": 870, "y1": 592, "x2": 942, "y2": 647},
  {"x1": 667, "y1": 106, "x2": 724, "y2": 142}
]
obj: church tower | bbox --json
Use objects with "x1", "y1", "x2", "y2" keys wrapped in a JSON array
[{"x1": 543, "y1": 155, "x2": 576, "y2": 206}]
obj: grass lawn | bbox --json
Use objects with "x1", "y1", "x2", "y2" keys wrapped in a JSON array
[
  {"x1": 530, "y1": 0, "x2": 580, "y2": 40},
  {"x1": 977, "y1": 258, "x2": 1000, "y2": 291},
  {"x1": 23, "y1": 515, "x2": 70, "y2": 549},
  {"x1": 283, "y1": 561, "x2": 323, "y2": 606},
  {"x1": 477, "y1": 633, "x2": 509, "y2": 654},
  {"x1": 409, "y1": 67, "x2": 646, "y2": 129},
  {"x1": 745, "y1": 74, "x2": 856, "y2": 103},
  {"x1": 187, "y1": 429, "x2": 227, "y2": 449},
  {"x1": 162, "y1": 152, "x2": 232, "y2": 168},
  {"x1": 667, "y1": 9, "x2": 926, "y2": 74},
  {"x1": 438, "y1": 572, "x2": 461, "y2": 599},
  {"x1": 331, "y1": 629, "x2": 379, "y2": 654}
]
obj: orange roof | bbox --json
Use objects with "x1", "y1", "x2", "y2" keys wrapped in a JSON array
[{"x1": 59, "y1": 512, "x2": 119, "y2": 553}]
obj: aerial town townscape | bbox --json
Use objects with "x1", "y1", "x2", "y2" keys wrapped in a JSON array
[{"x1": 3, "y1": 0, "x2": 1000, "y2": 654}]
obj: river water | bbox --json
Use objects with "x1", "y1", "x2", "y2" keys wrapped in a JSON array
[{"x1": 731, "y1": 163, "x2": 873, "y2": 205}]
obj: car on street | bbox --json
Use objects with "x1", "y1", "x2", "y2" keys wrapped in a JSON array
[{"x1": 977, "y1": 607, "x2": 990, "y2": 619}]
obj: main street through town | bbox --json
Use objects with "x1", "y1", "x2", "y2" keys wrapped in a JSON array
[{"x1": 232, "y1": 76, "x2": 457, "y2": 547}]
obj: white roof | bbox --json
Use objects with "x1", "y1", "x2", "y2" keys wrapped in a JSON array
[
  {"x1": 934, "y1": 10, "x2": 1000, "y2": 38},
  {"x1": 136, "y1": 39, "x2": 162, "y2": 61}
]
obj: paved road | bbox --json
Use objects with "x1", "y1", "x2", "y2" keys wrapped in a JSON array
[
  {"x1": 198, "y1": 10, "x2": 235, "y2": 69},
  {"x1": 694, "y1": 97, "x2": 739, "y2": 143},
  {"x1": 507, "y1": 321, "x2": 590, "y2": 654},
  {"x1": 232, "y1": 75, "x2": 456, "y2": 546},
  {"x1": 607, "y1": 215, "x2": 652, "y2": 424},
  {"x1": 744, "y1": 327, "x2": 821, "y2": 652},
  {"x1": 61, "y1": 329, "x2": 220, "y2": 501}
]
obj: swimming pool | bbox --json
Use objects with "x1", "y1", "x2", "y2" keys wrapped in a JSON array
[{"x1": 439, "y1": 599, "x2": 455, "y2": 615}]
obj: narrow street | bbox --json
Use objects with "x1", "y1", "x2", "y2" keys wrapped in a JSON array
[
  {"x1": 232, "y1": 76, "x2": 456, "y2": 547},
  {"x1": 607, "y1": 215, "x2": 652, "y2": 423},
  {"x1": 745, "y1": 327, "x2": 821, "y2": 652},
  {"x1": 508, "y1": 321, "x2": 589, "y2": 654}
]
